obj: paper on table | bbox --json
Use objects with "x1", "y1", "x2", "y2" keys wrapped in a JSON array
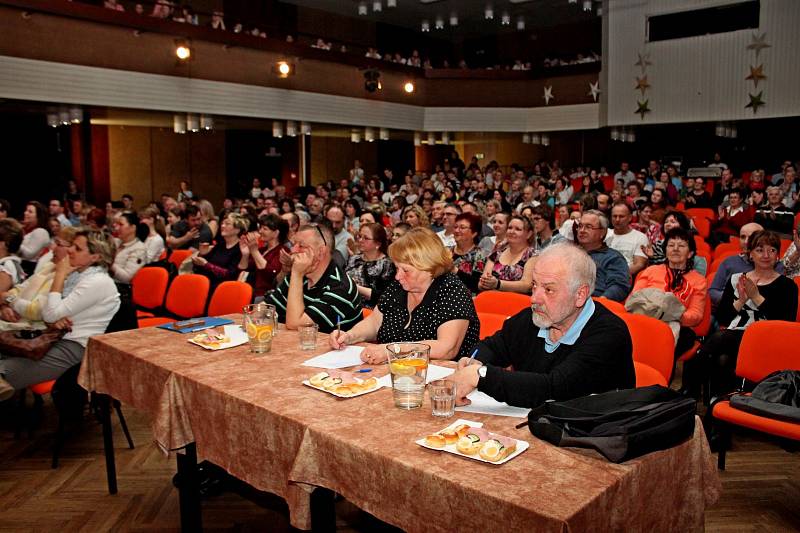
[
  {"x1": 223, "y1": 325, "x2": 248, "y2": 345},
  {"x1": 376, "y1": 363, "x2": 455, "y2": 389},
  {"x1": 301, "y1": 346, "x2": 365, "y2": 369},
  {"x1": 455, "y1": 390, "x2": 531, "y2": 418}
]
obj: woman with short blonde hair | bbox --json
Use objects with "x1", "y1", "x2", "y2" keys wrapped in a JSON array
[
  {"x1": 330, "y1": 227, "x2": 479, "y2": 364},
  {"x1": 402, "y1": 204, "x2": 429, "y2": 229},
  {"x1": 191, "y1": 213, "x2": 248, "y2": 288}
]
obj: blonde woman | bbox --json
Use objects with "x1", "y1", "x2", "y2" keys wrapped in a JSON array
[
  {"x1": 138, "y1": 207, "x2": 166, "y2": 263},
  {"x1": 329, "y1": 227, "x2": 479, "y2": 363},
  {"x1": 192, "y1": 213, "x2": 248, "y2": 288},
  {"x1": 402, "y1": 204, "x2": 429, "y2": 228},
  {"x1": 197, "y1": 199, "x2": 219, "y2": 238}
]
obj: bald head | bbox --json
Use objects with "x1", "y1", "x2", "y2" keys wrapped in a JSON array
[{"x1": 739, "y1": 222, "x2": 763, "y2": 252}]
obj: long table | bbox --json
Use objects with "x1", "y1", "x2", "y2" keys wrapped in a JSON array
[{"x1": 78, "y1": 318, "x2": 721, "y2": 532}]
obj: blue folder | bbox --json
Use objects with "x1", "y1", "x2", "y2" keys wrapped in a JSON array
[{"x1": 156, "y1": 316, "x2": 235, "y2": 334}]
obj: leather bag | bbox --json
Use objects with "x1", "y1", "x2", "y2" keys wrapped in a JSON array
[{"x1": 0, "y1": 328, "x2": 64, "y2": 360}]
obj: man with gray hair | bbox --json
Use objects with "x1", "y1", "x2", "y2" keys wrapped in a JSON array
[
  {"x1": 449, "y1": 242, "x2": 634, "y2": 409},
  {"x1": 576, "y1": 210, "x2": 631, "y2": 302}
]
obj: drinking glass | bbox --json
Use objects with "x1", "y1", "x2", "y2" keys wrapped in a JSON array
[
  {"x1": 298, "y1": 323, "x2": 319, "y2": 350},
  {"x1": 387, "y1": 343, "x2": 430, "y2": 409},
  {"x1": 242, "y1": 303, "x2": 276, "y2": 354},
  {"x1": 429, "y1": 379, "x2": 457, "y2": 418}
]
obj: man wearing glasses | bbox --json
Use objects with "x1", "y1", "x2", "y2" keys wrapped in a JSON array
[
  {"x1": 267, "y1": 224, "x2": 362, "y2": 333},
  {"x1": 437, "y1": 204, "x2": 461, "y2": 248},
  {"x1": 575, "y1": 210, "x2": 630, "y2": 302}
]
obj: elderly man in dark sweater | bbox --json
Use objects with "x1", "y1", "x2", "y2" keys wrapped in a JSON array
[{"x1": 450, "y1": 242, "x2": 634, "y2": 409}]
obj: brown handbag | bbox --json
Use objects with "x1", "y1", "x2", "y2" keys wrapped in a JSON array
[{"x1": 0, "y1": 328, "x2": 65, "y2": 360}]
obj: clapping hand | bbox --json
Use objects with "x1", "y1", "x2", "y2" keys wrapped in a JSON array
[
  {"x1": 279, "y1": 248, "x2": 294, "y2": 272},
  {"x1": 640, "y1": 243, "x2": 654, "y2": 259},
  {"x1": 191, "y1": 254, "x2": 208, "y2": 266}
]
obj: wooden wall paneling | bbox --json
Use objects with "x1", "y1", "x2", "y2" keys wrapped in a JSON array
[
  {"x1": 150, "y1": 128, "x2": 189, "y2": 201},
  {"x1": 188, "y1": 130, "x2": 226, "y2": 208},
  {"x1": 107, "y1": 125, "x2": 152, "y2": 207},
  {"x1": 89, "y1": 124, "x2": 110, "y2": 205}
]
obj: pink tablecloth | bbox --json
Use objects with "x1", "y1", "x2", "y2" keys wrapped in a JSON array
[{"x1": 79, "y1": 318, "x2": 720, "y2": 531}]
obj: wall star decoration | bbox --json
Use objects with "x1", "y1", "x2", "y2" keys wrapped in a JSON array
[
  {"x1": 745, "y1": 91, "x2": 766, "y2": 114},
  {"x1": 635, "y1": 100, "x2": 651, "y2": 119},
  {"x1": 634, "y1": 52, "x2": 652, "y2": 73},
  {"x1": 745, "y1": 64, "x2": 767, "y2": 87},
  {"x1": 543, "y1": 85, "x2": 554, "y2": 105},
  {"x1": 635, "y1": 75, "x2": 650, "y2": 95},
  {"x1": 588, "y1": 81, "x2": 600, "y2": 102},
  {"x1": 747, "y1": 32, "x2": 771, "y2": 58}
]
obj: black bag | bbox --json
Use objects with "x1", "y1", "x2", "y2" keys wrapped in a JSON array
[
  {"x1": 525, "y1": 385, "x2": 697, "y2": 463},
  {"x1": 729, "y1": 370, "x2": 800, "y2": 423}
]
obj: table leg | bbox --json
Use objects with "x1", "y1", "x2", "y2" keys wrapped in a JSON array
[
  {"x1": 176, "y1": 443, "x2": 203, "y2": 532},
  {"x1": 96, "y1": 393, "x2": 118, "y2": 495},
  {"x1": 310, "y1": 487, "x2": 336, "y2": 533}
]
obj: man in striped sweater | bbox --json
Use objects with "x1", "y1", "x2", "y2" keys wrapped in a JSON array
[{"x1": 267, "y1": 223, "x2": 362, "y2": 333}]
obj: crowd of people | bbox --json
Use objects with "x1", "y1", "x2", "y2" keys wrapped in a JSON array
[{"x1": 1, "y1": 152, "x2": 798, "y2": 416}]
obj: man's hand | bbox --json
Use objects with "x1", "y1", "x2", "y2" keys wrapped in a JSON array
[
  {"x1": 450, "y1": 363, "x2": 482, "y2": 406},
  {"x1": 291, "y1": 249, "x2": 315, "y2": 276}
]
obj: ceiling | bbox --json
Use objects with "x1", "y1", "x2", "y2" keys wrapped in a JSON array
[{"x1": 281, "y1": 0, "x2": 600, "y2": 39}]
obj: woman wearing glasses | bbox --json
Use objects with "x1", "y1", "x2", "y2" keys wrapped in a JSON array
[{"x1": 345, "y1": 223, "x2": 395, "y2": 308}]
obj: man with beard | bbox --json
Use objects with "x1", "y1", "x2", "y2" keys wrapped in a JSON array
[{"x1": 449, "y1": 243, "x2": 634, "y2": 409}]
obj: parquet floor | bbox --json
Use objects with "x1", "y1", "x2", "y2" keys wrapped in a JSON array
[{"x1": 1, "y1": 396, "x2": 799, "y2": 532}]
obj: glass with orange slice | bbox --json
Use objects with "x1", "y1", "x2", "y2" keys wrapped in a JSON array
[
  {"x1": 386, "y1": 343, "x2": 430, "y2": 409},
  {"x1": 243, "y1": 303, "x2": 277, "y2": 354}
]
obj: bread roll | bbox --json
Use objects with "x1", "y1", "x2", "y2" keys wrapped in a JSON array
[
  {"x1": 440, "y1": 429, "x2": 459, "y2": 445},
  {"x1": 360, "y1": 377, "x2": 378, "y2": 391},
  {"x1": 453, "y1": 424, "x2": 471, "y2": 438},
  {"x1": 309, "y1": 372, "x2": 329, "y2": 388},
  {"x1": 424, "y1": 434, "x2": 446, "y2": 449},
  {"x1": 456, "y1": 435, "x2": 482, "y2": 455}
]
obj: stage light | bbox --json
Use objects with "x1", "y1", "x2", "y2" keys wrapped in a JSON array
[
  {"x1": 175, "y1": 41, "x2": 191, "y2": 61},
  {"x1": 47, "y1": 113, "x2": 58, "y2": 128},
  {"x1": 358, "y1": 2, "x2": 367, "y2": 15},
  {"x1": 351, "y1": 130, "x2": 361, "y2": 143},
  {"x1": 187, "y1": 114, "x2": 199, "y2": 132},
  {"x1": 435, "y1": 17, "x2": 444, "y2": 30},
  {"x1": 485, "y1": 5, "x2": 494, "y2": 20},
  {"x1": 541, "y1": 133, "x2": 550, "y2": 146},
  {"x1": 379, "y1": 128, "x2": 389, "y2": 141},
  {"x1": 173, "y1": 114, "x2": 186, "y2": 134},
  {"x1": 273, "y1": 61, "x2": 295, "y2": 78},
  {"x1": 427, "y1": 132, "x2": 435, "y2": 145},
  {"x1": 414, "y1": 132, "x2": 421, "y2": 146},
  {"x1": 442, "y1": 132, "x2": 450, "y2": 145},
  {"x1": 300, "y1": 122, "x2": 312, "y2": 135},
  {"x1": 531, "y1": 133, "x2": 541, "y2": 145},
  {"x1": 449, "y1": 13, "x2": 458, "y2": 26},
  {"x1": 272, "y1": 121, "x2": 283, "y2": 138},
  {"x1": 522, "y1": 133, "x2": 531, "y2": 144},
  {"x1": 69, "y1": 107, "x2": 83, "y2": 124},
  {"x1": 200, "y1": 115, "x2": 214, "y2": 131},
  {"x1": 286, "y1": 120, "x2": 297, "y2": 137},
  {"x1": 421, "y1": 20, "x2": 430, "y2": 32},
  {"x1": 365, "y1": 127, "x2": 375, "y2": 142},
  {"x1": 403, "y1": 81, "x2": 415, "y2": 93},
  {"x1": 501, "y1": 12, "x2": 510, "y2": 25},
  {"x1": 516, "y1": 17, "x2": 525, "y2": 30},
  {"x1": 372, "y1": 1, "x2": 382, "y2": 13}
]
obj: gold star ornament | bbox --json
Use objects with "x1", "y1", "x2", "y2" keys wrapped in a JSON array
[
  {"x1": 745, "y1": 91, "x2": 766, "y2": 114},
  {"x1": 635, "y1": 100, "x2": 651, "y2": 119},
  {"x1": 635, "y1": 75, "x2": 650, "y2": 95},
  {"x1": 745, "y1": 64, "x2": 766, "y2": 87}
]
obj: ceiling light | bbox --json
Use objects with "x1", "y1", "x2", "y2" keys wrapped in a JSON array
[
  {"x1": 186, "y1": 114, "x2": 199, "y2": 132},
  {"x1": 47, "y1": 113, "x2": 58, "y2": 128},
  {"x1": 274, "y1": 60, "x2": 294, "y2": 78},
  {"x1": 582, "y1": 0, "x2": 592, "y2": 12},
  {"x1": 435, "y1": 17, "x2": 444, "y2": 30},
  {"x1": 358, "y1": 2, "x2": 367, "y2": 15},
  {"x1": 365, "y1": 127, "x2": 375, "y2": 142},
  {"x1": 372, "y1": 1, "x2": 382, "y2": 13},
  {"x1": 387, "y1": 0, "x2": 396, "y2": 7},
  {"x1": 531, "y1": 133, "x2": 541, "y2": 144},
  {"x1": 541, "y1": 133, "x2": 550, "y2": 146},
  {"x1": 449, "y1": 13, "x2": 458, "y2": 26},
  {"x1": 427, "y1": 132, "x2": 436, "y2": 145},
  {"x1": 301, "y1": 121, "x2": 311, "y2": 135},
  {"x1": 175, "y1": 41, "x2": 191, "y2": 61},
  {"x1": 286, "y1": 120, "x2": 297, "y2": 137},
  {"x1": 351, "y1": 130, "x2": 361, "y2": 143},
  {"x1": 414, "y1": 132, "x2": 421, "y2": 146},
  {"x1": 610, "y1": 128, "x2": 619, "y2": 141},
  {"x1": 379, "y1": 128, "x2": 389, "y2": 141},
  {"x1": 173, "y1": 114, "x2": 186, "y2": 134},
  {"x1": 403, "y1": 81, "x2": 415, "y2": 93},
  {"x1": 272, "y1": 121, "x2": 283, "y2": 138},
  {"x1": 522, "y1": 133, "x2": 531, "y2": 144},
  {"x1": 69, "y1": 107, "x2": 83, "y2": 124},
  {"x1": 200, "y1": 115, "x2": 213, "y2": 130},
  {"x1": 516, "y1": 16, "x2": 525, "y2": 30},
  {"x1": 441, "y1": 132, "x2": 450, "y2": 145},
  {"x1": 485, "y1": 5, "x2": 494, "y2": 19},
  {"x1": 501, "y1": 12, "x2": 510, "y2": 25},
  {"x1": 421, "y1": 19, "x2": 430, "y2": 32},
  {"x1": 58, "y1": 108, "x2": 70, "y2": 126}
]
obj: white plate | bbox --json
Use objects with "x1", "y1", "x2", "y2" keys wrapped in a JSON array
[
  {"x1": 415, "y1": 420, "x2": 530, "y2": 465},
  {"x1": 302, "y1": 379, "x2": 382, "y2": 398}
]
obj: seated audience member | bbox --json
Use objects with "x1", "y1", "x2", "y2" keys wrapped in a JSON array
[
  {"x1": 168, "y1": 205, "x2": 213, "y2": 250},
  {"x1": 281, "y1": 211, "x2": 300, "y2": 242},
  {"x1": 710, "y1": 188, "x2": 752, "y2": 246},
  {"x1": 85, "y1": 207, "x2": 107, "y2": 231},
  {"x1": 345, "y1": 222, "x2": 395, "y2": 308},
  {"x1": 49, "y1": 199, "x2": 72, "y2": 228},
  {"x1": 0, "y1": 227, "x2": 76, "y2": 323},
  {"x1": 0, "y1": 229, "x2": 120, "y2": 401},
  {"x1": 239, "y1": 214, "x2": 291, "y2": 299},
  {"x1": 632, "y1": 228, "x2": 708, "y2": 355},
  {"x1": 631, "y1": 202, "x2": 663, "y2": 245},
  {"x1": 529, "y1": 205, "x2": 563, "y2": 251},
  {"x1": 0, "y1": 219, "x2": 24, "y2": 293},
  {"x1": 197, "y1": 199, "x2": 219, "y2": 238},
  {"x1": 436, "y1": 204, "x2": 460, "y2": 248},
  {"x1": 684, "y1": 230, "x2": 797, "y2": 398},
  {"x1": 642, "y1": 211, "x2": 708, "y2": 275},
  {"x1": 192, "y1": 213, "x2": 248, "y2": 288},
  {"x1": 391, "y1": 222, "x2": 410, "y2": 242},
  {"x1": 780, "y1": 223, "x2": 800, "y2": 279},
  {"x1": 138, "y1": 207, "x2": 166, "y2": 263},
  {"x1": 479, "y1": 212, "x2": 510, "y2": 255},
  {"x1": 450, "y1": 213, "x2": 486, "y2": 295},
  {"x1": 754, "y1": 186, "x2": 794, "y2": 237},
  {"x1": 110, "y1": 211, "x2": 148, "y2": 288},
  {"x1": 576, "y1": 210, "x2": 630, "y2": 301},
  {"x1": 330, "y1": 227, "x2": 479, "y2": 363},
  {"x1": 448, "y1": 242, "x2": 634, "y2": 409},
  {"x1": 402, "y1": 204, "x2": 429, "y2": 229},
  {"x1": 683, "y1": 177, "x2": 712, "y2": 208},
  {"x1": 267, "y1": 223, "x2": 361, "y2": 333},
  {"x1": 325, "y1": 205, "x2": 353, "y2": 262},
  {"x1": 605, "y1": 203, "x2": 649, "y2": 278},
  {"x1": 479, "y1": 215, "x2": 536, "y2": 294},
  {"x1": 20, "y1": 201, "x2": 51, "y2": 264}
]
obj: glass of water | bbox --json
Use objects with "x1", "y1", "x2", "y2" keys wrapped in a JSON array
[
  {"x1": 429, "y1": 379, "x2": 457, "y2": 418},
  {"x1": 298, "y1": 323, "x2": 318, "y2": 350},
  {"x1": 387, "y1": 343, "x2": 430, "y2": 409}
]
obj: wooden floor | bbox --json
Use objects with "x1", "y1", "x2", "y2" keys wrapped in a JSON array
[{"x1": 1, "y1": 396, "x2": 799, "y2": 532}]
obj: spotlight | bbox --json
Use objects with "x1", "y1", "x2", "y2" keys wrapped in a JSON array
[
  {"x1": 531, "y1": 133, "x2": 541, "y2": 145},
  {"x1": 69, "y1": 107, "x2": 83, "y2": 124},
  {"x1": 379, "y1": 128, "x2": 389, "y2": 141},
  {"x1": 582, "y1": 0, "x2": 592, "y2": 12},
  {"x1": 273, "y1": 61, "x2": 295, "y2": 78},
  {"x1": 200, "y1": 114, "x2": 214, "y2": 131},
  {"x1": 516, "y1": 17, "x2": 525, "y2": 30},
  {"x1": 413, "y1": 132, "x2": 421, "y2": 146},
  {"x1": 541, "y1": 133, "x2": 550, "y2": 147},
  {"x1": 358, "y1": 2, "x2": 367, "y2": 15},
  {"x1": 427, "y1": 132, "x2": 436, "y2": 145},
  {"x1": 175, "y1": 40, "x2": 191, "y2": 61},
  {"x1": 372, "y1": 1, "x2": 382, "y2": 13},
  {"x1": 286, "y1": 120, "x2": 297, "y2": 137},
  {"x1": 403, "y1": 81, "x2": 415, "y2": 93},
  {"x1": 58, "y1": 108, "x2": 70, "y2": 126},
  {"x1": 272, "y1": 121, "x2": 283, "y2": 138},
  {"x1": 351, "y1": 130, "x2": 361, "y2": 143},
  {"x1": 365, "y1": 127, "x2": 375, "y2": 142},
  {"x1": 485, "y1": 5, "x2": 494, "y2": 19},
  {"x1": 300, "y1": 121, "x2": 312, "y2": 135},
  {"x1": 46, "y1": 113, "x2": 59, "y2": 128},
  {"x1": 387, "y1": 0, "x2": 396, "y2": 7},
  {"x1": 421, "y1": 20, "x2": 430, "y2": 32},
  {"x1": 187, "y1": 114, "x2": 199, "y2": 132},
  {"x1": 364, "y1": 69, "x2": 381, "y2": 92},
  {"x1": 442, "y1": 132, "x2": 450, "y2": 145},
  {"x1": 449, "y1": 13, "x2": 458, "y2": 26},
  {"x1": 522, "y1": 133, "x2": 531, "y2": 144},
  {"x1": 435, "y1": 17, "x2": 444, "y2": 30},
  {"x1": 173, "y1": 114, "x2": 186, "y2": 134},
  {"x1": 501, "y1": 12, "x2": 510, "y2": 25}
]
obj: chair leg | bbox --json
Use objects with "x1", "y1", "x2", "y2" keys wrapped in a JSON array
[
  {"x1": 13, "y1": 389, "x2": 27, "y2": 440},
  {"x1": 113, "y1": 399, "x2": 135, "y2": 449},
  {"x1": 52, "y1": 413, "x2": 67, "y2": 469}
]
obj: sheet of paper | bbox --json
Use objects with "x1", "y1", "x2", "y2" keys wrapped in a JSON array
[
  {"x1": 376, "y1": 364, "x2": 455, "y2": 389},
  {"x1": 223, "y1": 324, "x2": 248, "y2": 345},
  {"x1": 301, "y1": 346, "x2": 365, "y2": 369},
  {"x1": 455, "y1": 390, "x2": 531, "y2": 418}
]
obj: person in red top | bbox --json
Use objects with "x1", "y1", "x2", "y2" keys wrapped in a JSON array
[
  {"x1": 238, "y1": 213, "x2": 290, "y2": 299},
  {"x1": 633, "y1": 227, "x2": 708, "y2": 357},
  {"x1": 710, "y1": 188, "x2": 753, "y2": 246}
]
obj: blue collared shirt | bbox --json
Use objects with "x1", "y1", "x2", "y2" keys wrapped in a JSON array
[{"x1": 537, "y1": 298, "x2": 596, "y2": 353}]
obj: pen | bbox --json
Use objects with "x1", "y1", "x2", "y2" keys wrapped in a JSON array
[
  {"x1": 336, "y1": 314, "x2": 341, "y2": 336},
  {"x1": 468, "y1": 347, "x2": 479, "y2": 365},
  {"x1": 355, "y1": 368, "x2": 372, "y2": 373}
]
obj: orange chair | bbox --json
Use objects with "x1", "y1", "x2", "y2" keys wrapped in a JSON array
[
  {"x1": 634, "y1": 361, "x2": 668, "y2": 387},
  {"x1": 686, "y1": 207, "x2": 717, "y2": 223},
  {"x1": 690, "y1": 216, "x2": 711, "y2": 240},
  {"x1": 478, "y1": 312, "x2": 507, "y2": 340},
  {"x1": 709, "y1": 250, "x2": 739, "y2": 273},
  {"x1": 620, "y1": 313, "x2": 675, "y2": 385},
  {"x1": 207, "y1": 281, "x2": 253, "y2": 316},
  {"x1": 131, "y1": 267, "x2": 169, "y2": 319},
  {"x1": 714, "y1": 240, "x2": 740, "y2": 260},
  {"x1": 694, "y1": 235, "x2": 712, "y2": 255},
  {"x1": 780, "y1": 239, "x2": 792, "y2": 257},
  {"x1": 473, "y1": 291, "x2": 530, "y2": 316},
  {"x1": 168, "y1": 249, "x2": 193, "y2": 270},
  {"x1": 362, "y1": 308, "x2": 373, "y2": 319},
  {"x1": 138, "y1": 274, "x2": 210, "y2": 328},
  {"x1": 711, "y1": 321, "x2": 800, "y2": 469},
  {"x1": 695, "y1": 248, "x2": 712, "y2": 274},
  {"x1": 795, "y1": 277, "x2": 800, "y2": 321},
  {"x1": 592, "y1": 296, "x2": 626, "y2": 316}
]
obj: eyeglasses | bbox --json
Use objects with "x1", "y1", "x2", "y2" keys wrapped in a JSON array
[
  {"x1": 356, "y1": 234, "x2": 373, "y2": 241},
  {"x1": 312, "y1": 224, "x2": 327, "y2": 246},
  {"x1": 443, "y1": 212, "x2": 459, "y2": 217},
  {"x1": 575, "y1": 223, "x2": 602, "y2": 231}
]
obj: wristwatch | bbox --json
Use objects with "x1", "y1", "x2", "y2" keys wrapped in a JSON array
[{"x1": 478, "y1": 365, "x2": 487, "y2": 378}]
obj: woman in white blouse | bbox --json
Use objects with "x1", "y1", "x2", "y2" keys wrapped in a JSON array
[
  {"x1": 19, "y1": 201, "x2": 51, "y2": 262},
  {"x1": 139, "y1": 207, "x2": 166, "y2": 264},
  {"x1": 110, "y1": 211, "x2": 148, "y2": 286},
  {"x1": 0, "y1": 229, "x2": 120, "y2": 400}
]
